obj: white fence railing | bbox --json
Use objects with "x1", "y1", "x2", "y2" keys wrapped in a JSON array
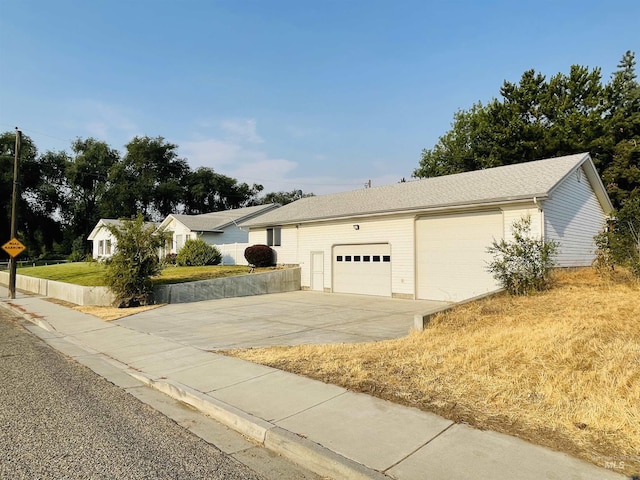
[{"x1": 217, "y1": 243, "x2": 249, "y2": 266}]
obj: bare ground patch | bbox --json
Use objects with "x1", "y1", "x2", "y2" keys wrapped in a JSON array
[{"x1": 45, "y1": 298, "x2": 164, "y2": 321}]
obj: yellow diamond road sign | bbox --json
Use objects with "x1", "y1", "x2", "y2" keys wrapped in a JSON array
[{"x1": 2, "y1": 238, "x2": 26, "y2": 258}]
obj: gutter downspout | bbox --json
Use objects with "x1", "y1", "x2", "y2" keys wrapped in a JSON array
[{"x1": 533, "y1": 197, "x2": 545, "y2": 240}]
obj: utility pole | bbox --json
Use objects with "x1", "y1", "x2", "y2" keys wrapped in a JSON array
[{"x1": 8, "y1": 129, "x2": 21, "y2": 299}]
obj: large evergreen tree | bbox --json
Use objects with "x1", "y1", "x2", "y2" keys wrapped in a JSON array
[{"x1": 414, "y1": 51, "x2": 639, "y2": 209}]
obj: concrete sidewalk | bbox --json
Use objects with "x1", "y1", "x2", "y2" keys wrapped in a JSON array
[{"x1": 0, "y1": 289, "x2": 627, "y2": 480}]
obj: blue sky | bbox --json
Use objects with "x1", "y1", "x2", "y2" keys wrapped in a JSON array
[{"x1": 0, "y1": 1, "x2": 638, "y2": 195}]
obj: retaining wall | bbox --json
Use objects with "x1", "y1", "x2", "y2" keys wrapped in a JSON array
[
  {"x1": 152, "y1": 267, "x2": 301, "y2": 304},
  {"x1": 0, "y1": 271, "x2": 115, "y2": 306},
  {"x1": 0, "y1": 267, "x2": 301, "y2": 306}
]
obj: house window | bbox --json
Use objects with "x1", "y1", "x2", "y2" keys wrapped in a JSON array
[
  {"x1": 105, "y1": 239, "x2": 112, "y2": 255},
  {"x1": 267, "y1": 227, "x2": 281, "y2": 246},
  {"x1": 98, "y1": 240, "x2": 104, "y2": 255}
]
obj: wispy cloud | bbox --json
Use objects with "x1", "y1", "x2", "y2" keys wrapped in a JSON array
[
  {"x1": 221, "y1": 118, "x2": 263, "y2": 144},
  {"x1": 67, "y1": 100, "x2": 140, "y2": 148},
  {"x1": 181, "y1": 124, "x2": 298, "y2": 192},
  {"x1": 183, "y1": 119, "x2": 402, "y2": 195}
]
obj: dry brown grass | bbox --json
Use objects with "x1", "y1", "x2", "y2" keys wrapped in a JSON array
[
  {"x1": 228, "y1": 268, "x2": 640, "y2": 476},
  {"x1": 45, "y1": 298, "x2": 163, "y2": 321}
]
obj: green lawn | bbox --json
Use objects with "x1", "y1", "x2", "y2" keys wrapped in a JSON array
[
  {"x1": 17, "y1": 262, "x2": 271, "y2": 286},
  {"x1": 17, "y1": 262, "x2": 108, "y2": 286}
]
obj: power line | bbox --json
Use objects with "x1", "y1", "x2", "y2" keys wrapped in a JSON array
[{"x1": 0, "y1": 123, "x2": 72, "y2": 146}]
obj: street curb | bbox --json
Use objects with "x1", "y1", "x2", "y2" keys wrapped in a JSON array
[
  {"x1": 2, "y1": 299, "x2": 391, "y2": 479},
  {"x1": 265, "y1": 427, "x2": 390, "y2": 480},
  {"x1": 129, "y1": 373, "x2": 391, "y2": 479},
  {"x1": 128, "y1": 373, "x2": 273, "y2": 443},
  {"x1": 0, "y1": 299, "x2": 55, "y2": 332}
]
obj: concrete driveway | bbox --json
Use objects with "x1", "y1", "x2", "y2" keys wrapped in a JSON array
[{"x1": 114, "y1": 291, "x2": 450, "y2": 350}]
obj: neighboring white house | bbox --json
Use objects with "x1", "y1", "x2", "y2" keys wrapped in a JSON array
[
  {"x1": 242, "y1": 153, "x2": 613, "y2": 302},
  {"x1": 87, "y1": 219, "x2": 119, "y2": 260},
  {"x1": 157, "y1": 204, "x2": 279, "y2": 264},
  {"x1": 87, "y1": 219, "x2": 159, "y2": 260},
  {"x1": 89, "y1": 204, "x2": 279, "y2": 264}
]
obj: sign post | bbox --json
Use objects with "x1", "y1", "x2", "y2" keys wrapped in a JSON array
[{"x1": 6, "y1": 129, "x2": 22, "y2": 299}]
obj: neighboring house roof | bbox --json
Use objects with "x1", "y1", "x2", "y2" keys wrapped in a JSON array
[
  {"x1": 87, "y1": 219, "x2": 159, "y2": 241},
  {"x1": 158, "y1": 204, "x2": 279, "y2": 233},
  {"x1": 243, "y1": 153, "x2": 613, "y2": 227}
]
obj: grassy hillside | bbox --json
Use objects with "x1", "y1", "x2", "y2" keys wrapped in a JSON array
[{"x1": 229, "y1": 268, "x2": 640, "y2": 476}]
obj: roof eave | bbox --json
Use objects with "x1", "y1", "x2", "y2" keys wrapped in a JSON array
[{"x1": 246, "y1": 196, "x2": 547, "y2": 228}]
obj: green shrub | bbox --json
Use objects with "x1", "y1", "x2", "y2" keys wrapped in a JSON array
[
  {"x1": 486, "y1": 215, "x2": 559, "y2": 295},
  {"x1": 103, "y1": 215, "x2": 166, "y2": 307},
  {"x1": 594, "y1": 196, "x2": 640, "y2": 277},
  {"x1": 176, "y1": 239, "x2": 221, "y2": 266},
  {"x1": 244, "y1": 244, "x2": 274, "y2": 267}
]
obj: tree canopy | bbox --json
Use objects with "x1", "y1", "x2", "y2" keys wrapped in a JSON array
[
  {"x1": 414, "y1": 51, "x2": 639, "y2": 210},
  {"x1": 0, "y1": 133, "x2": 272, "y2": 260}
]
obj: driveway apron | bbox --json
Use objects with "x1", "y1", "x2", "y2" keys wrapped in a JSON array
[{"x1": 114, "y1": 291, "x2": 450, "y2": 350}]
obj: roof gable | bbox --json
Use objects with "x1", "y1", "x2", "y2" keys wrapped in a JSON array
[
  {"x1": 158, "y1": 204, "x2": 279, "y2": 233},
  {"x1": 243, "y1": 153, "x2": 613, "y2": 227},
  {"x1": 87, "y1": 219, "x2": 158, "y2": 240}
]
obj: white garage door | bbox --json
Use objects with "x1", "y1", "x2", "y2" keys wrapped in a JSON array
[
  {"x1": 333, "y1": 244, "x2": 391, "y2": 296},
  {"x1": 416, "y1": 211, "x2": 503, "y2": 302}
]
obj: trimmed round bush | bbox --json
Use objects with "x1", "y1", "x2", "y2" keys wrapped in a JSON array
[
  {"x1": 244, "y1": 244, "x2": 275, "y2": 267},
  {"x1": 176, "y1": 239, "x2": 222, "y2": 266}
]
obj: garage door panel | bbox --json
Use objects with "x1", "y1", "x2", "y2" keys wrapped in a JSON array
[
  {"x1": 417, "y1": 211, "x2": 502, "y2": 302},
  {"x1": 333, "y1": 244, "x2": 391, "y2": 297}
]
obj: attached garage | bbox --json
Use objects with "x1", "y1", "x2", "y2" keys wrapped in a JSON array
[
  {"x1": 244, "y1": 153, "x2": 613, "y2": 303},
  {"x1": 333, "y1": 244, "x2": 391, "y2": 296},
  {"x1": 416, "y1": 211, "x2": 503, "y2": 302}
]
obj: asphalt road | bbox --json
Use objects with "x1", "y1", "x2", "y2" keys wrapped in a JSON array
[{"x1": 0, "y1": 310, "x2": 272, "y2": 480}]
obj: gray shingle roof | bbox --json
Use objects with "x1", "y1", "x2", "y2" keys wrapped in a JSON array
[
  {"x1": 166, "y1": 204, "x2": 278, "y2": 232},
  {"x1": 87, "y1": 219, "x2": 159, "y2": 240},
  {"x1": 243, "y1": 153, "x2": 604, "y2": 227}
]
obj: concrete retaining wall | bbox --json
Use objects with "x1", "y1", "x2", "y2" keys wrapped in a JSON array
[
  {"x1": 1, "y1": 267, "x2": 301, "y2": 306},
  {"x1": 153, "y1": 267, "x2": 301, "y2": 304},
  {"x1": 0, "y1": 271, "x2": 115, "y2": 306}
]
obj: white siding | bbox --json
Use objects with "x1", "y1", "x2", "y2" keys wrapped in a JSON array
[
  {"x1": 248, "y1": 226, "x2": 300, "y2": 265},
  {"x1": 165, "y1": 219, "x2": 249, "y2": 255},
  {"x1": 416, "y1": 210, "x2": 503, "y2": 302},
  {"x1": 249, "y1": 216, "x2": 415, "y2": 296},
  {"x1": 165, "y1": 218, "x2": 192, "y2": 253},
  {"x1": 543, "y1": 166, "x2": 607, "y2": 267},
  {"x1": 501, "y1": 205, "x2": 543, "y2": 241},
  {"x1": 91, "y1": 228, "x2": 117, "y2": 260}
]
